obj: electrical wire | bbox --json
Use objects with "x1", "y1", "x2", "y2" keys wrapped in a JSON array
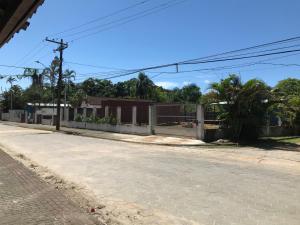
[
  {"x1": 48, "y1": 0, "x2": 151, "y2": 37},
  {"x1": 64, "y1": 0, "x2": 184, "y2": 38},
  {"x1": 70, "y1": 0, "x2": 188, "y2": 42}
]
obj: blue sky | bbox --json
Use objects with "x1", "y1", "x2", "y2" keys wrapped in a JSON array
[{"x1": 0, "y1": 0, "x2": 300, "y2": 93}]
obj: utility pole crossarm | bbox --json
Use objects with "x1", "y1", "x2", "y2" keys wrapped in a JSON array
[{"x1": 45, "y1": 37, "x2": 68, "y2": 48}]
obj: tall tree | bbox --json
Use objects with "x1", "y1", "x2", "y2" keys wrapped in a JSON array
[
  {"x1": 210, "y1": 75, "x2": 271, "y2": 141},
  {"x1": 135, "y1": 72, "x2": 154, "y2": 99},
  {"x1": 181, "y1": 84, "x2": 201, "y2": 103},
  {"x1": 272, "y1": 78, "x2": 300, "y2": 127},
  {"x1": 6, "y1": 76, "x2": 16, "y2": 110},
  {"x1": 2, "y1": 85, "x2": 25, "y2": 111}
]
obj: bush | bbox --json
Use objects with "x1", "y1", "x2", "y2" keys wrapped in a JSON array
[{"x1": 75, "y1": 115, "x2": 83, "y2": 122}]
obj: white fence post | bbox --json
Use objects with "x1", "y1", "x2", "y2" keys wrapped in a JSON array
[
  {"x1": 64, "y1": 107, "x2": 69, "y2": 121},
  {"x1": 83, "y1": 108, "x2": 87, "y2": 118},
  {"x1": 92, "y1": 108, "x2": 97, "y2": 118},
  {"x1": 74, "y1": 108, "x2": 78, "y2": 121},
  {"x1": 132, "y1": 106, "x2": 137, "y2": 125},
  {"x1": 117, "y1": 106, "x2": 122, "y2": 124},
  {"x1": 149, "y1": 105, "x2": 157, "y2": 135},
  {"x1": 105, "y1": 106, "x2": 109, "y2": 117},
  {"x1": 25, "y1": 111, "x2": 28, "y2": 123},
  {"x1": 196, "y1": 104, "x2": 205, "y2": 140}
]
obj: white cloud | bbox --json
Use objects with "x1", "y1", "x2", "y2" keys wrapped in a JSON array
[
  {"x1": 155, "y1": 81, "x2": 178, "y2": 89},
  {"x1": 183, "y1": 81, "x2": 191, "y2": 86},
  {"x1": 204, "y1": 80, "x2": 211, "y2": 84}
]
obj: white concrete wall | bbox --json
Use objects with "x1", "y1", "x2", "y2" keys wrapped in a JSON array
[
  {"x1": 1, "y1": 113, "x2": 9, "y2": 121},
  {"x1": 41, "y1": 119, "x2": 53, "y2": 126},
  {"x1": 0, "y1": 110, "x2": 24, "y2": 122},
  {"x1": 62, "y1": 121, "x2": 150, "y2": 135}
]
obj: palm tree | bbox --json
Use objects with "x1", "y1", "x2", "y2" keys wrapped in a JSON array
[
  {"x1": 6, "y1": 76, "x2": 16, "y2": 110},
  {"x1": 209, "y1": 74, "x2": 271, "y2": 141},
  {"x1": 43, "y1": 57, "x2": 60, "y2": 123},
  {"x1": 62, "y1": 69, "x2": 76, "y2": 120},
  {"x1": 135, "y1": 72, "x2": 154, "y2": 99},
  {"x1": 22, "y1": 68, "x2": 44, "y2": 86}
]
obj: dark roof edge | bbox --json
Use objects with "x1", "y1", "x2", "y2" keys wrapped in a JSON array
[{"x1": 0, "y1": 0, "x2": 44, "y2": 47}]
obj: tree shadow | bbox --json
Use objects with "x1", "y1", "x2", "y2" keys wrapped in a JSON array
[{"x1": 241, "y1": 137, "x2": 300, "y2": 152}]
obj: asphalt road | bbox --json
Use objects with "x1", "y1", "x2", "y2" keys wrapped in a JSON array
[{"x1": 0, "y1": 123, "x2": 299, "y2": 225}]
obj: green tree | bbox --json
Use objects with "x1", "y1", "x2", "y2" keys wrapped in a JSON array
[
  {"x1": 181, "y1": 84, "x2": 201, "y2": 103},
  {"x1": 81, "y1": 78, "x2": 115, "y2": 97},
  {"x1": 6, "y1": 76, "x2": 17, "y2": 110},
  {"x1": 272, "y1": 78, "x2": 300, "y2": 127},
  {"x1": 2, "y1": 85, "x2": 25, "y2": 111},
  {"x1": 135, "y1": 72, "x2": 154, "y2": 99},
  {"x1": 210, "y1": 75, "x2": 272, "y2": 141}
]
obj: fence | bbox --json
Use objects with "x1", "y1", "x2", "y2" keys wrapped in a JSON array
[
  {"x1": 153, "y1": 104, "x2": 204, "y2": 139},
  {"x1": 0, "y1": 110, "x2": 25, "y2": 123}
]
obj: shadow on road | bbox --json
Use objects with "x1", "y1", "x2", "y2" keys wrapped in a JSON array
[{"x1": 244, "y1": 137, "x2": 300, "y2": 152}]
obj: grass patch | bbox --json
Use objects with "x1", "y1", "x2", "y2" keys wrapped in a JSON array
[
  {"x1": 249, "y1": 136, "x2": 300, "y2": 151},
  {"x1": 262, "y1": 136, "x2": 300, "y2": 145}
]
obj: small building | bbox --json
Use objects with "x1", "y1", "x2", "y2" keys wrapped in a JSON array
[
  {"x1": 74, "y1": 96, "x2": 154, "y2": 124},
  {"x1": 26, "y1": 103, "x2": 71, "y2": 125}
]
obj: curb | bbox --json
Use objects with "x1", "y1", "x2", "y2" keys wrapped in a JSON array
[{"x1": 1, "y1": 122, "x2": 214, "y2": 147}]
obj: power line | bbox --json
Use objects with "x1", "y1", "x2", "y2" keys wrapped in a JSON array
[
  {"x1": 257, "y1": 62, "x2": 300, "y2": 67},
  {"x1": 49, "y1": 0, "x2": 151, "y2": 37},
  {"x1": 65, "y1": 35, "x2": 300, "y2": 78},
  {"x1": 72, "y1": 50, "x2": 300, "y2": 80},
  {"x1": 182, "y1": 49, "x2": 300, "y2": 65},
  {"x1": 64, "y1": 0, "x2": 185, "y2": 39},
  {"x1": 102, "y1": 48, "x2": 300, "y2": 79},
  {"x1": 65, "y1": 61, "x2": 127, "y2": 71},
  {"x1": 181, "y1": 35, "x2": 300, "y2": 64},
  {"x1": 70, "y1": 0, "x2": 188, "y2": 42},
  {"x1": 0, "y1": 64, "x2": 41, "y2": 70}
]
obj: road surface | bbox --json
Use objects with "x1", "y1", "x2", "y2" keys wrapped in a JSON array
[{"x1": 0, "y1": 123, "x2": 299, "y2": 225}]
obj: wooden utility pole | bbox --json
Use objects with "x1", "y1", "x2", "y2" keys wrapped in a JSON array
[{"x1": 45, "y1": 38, "x2": 68, "y2": 130}]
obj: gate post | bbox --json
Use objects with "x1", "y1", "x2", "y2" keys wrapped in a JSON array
[
  {"x1": 92, "y1": 107, "x2": 97, "y2": 119},
  {"x1": 149, "y1": 105, "x2": 157, "y2": 135},
  {"x1": 117, "y1": 106, "x2": 122, "y2": 124},
  {"x1": 196, "y1": 104, "x2": 205, "y2": 140},
  {"x1": 132, "y1": 106, "x2": 137, "y2": 125},
  {"x1": 25, "y1": 111, "x2": 28, "y2": 123},
  {"x1": 83, "y1": 108, "x2": 87, "y2": 119},
  {"x1": 64, "y1": 107, "x2": 69, "y2": 121},
  {"x1": 74, "y1": 108, "x2": 78, "y2": 120},
  {"x1": 105, "y1": 106, "x2": 109, "y2": 117}
]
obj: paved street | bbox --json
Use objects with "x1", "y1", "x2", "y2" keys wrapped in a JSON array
[
  {"x1": 0, "y1": 148, "x2": 97, "y2": 225},
  {"x1": 0, "y1": 123, "x2": 300, "y2": 225}
]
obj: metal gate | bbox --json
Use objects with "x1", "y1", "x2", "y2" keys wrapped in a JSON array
[{"x1": 154, "y1": 104, "x2": 197, "y2": 138}]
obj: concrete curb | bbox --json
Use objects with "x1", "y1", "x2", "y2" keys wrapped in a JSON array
[{"x1": 1, "y1": 122, "x2": 214, "y2": 147}]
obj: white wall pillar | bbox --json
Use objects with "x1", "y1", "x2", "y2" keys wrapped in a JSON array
[
  {"x1": 196, "y1": 104, "x2": 205, "y2": 140},
  {"x1": 148, "y1": 105, "x2": 156, "y2": 135},
  {"x1": 34, "y1": 112, "x2": 38, "y2": 124},
  {"x1": 83, "y1": 108, "x2": 87, "y2": 118},
  {"x1": 105, "y1": 106, "x2": 109, "y2": 117},
  {"x1": 117, "y1": 106, "x2": 122, "y2": 124},
  {"x1": 92, "y1": 108, "x2": 97, "y2": 118},
  {"x1": 60, "y1": 108, "x2": 63, "y2": 122},
  {"x1": 25, "y1": 111, "x2": 28, "y2": 123},
  {"x1": 132, "y1": 106, "x2": 137, "y2": 125},
  {"x1": 74, "y1": 108, "x2": 78, "y2": 121},
  {"x1": 63, "y1": 107, "x2": 68, "y2": 121}
]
